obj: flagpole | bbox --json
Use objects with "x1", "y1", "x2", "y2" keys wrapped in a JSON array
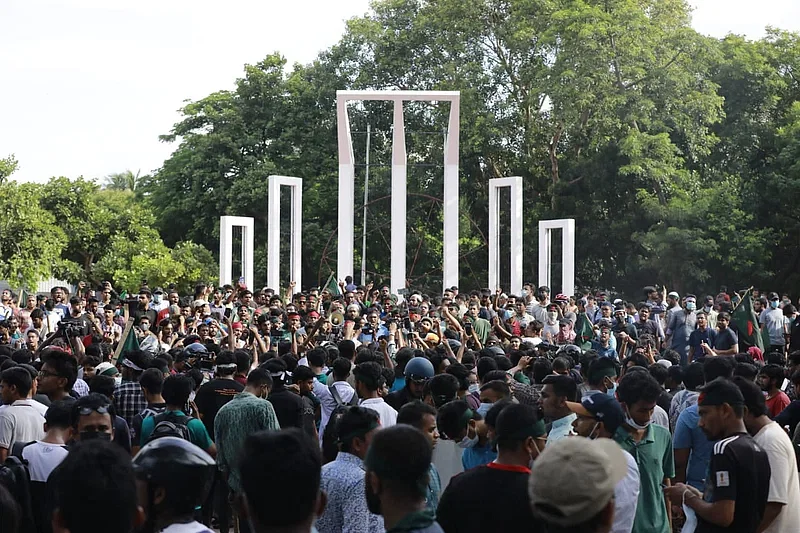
[
  {"x1": 731, "y1": 286, "x2": 754, "y2": 313},
  {"x1": 112, "y1": 318, "x2": 136, "y2": 366}
]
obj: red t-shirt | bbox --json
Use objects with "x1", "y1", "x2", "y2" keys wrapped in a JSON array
[{"x1": 766, "y1": 391, "x2": 791, "y2": 418}]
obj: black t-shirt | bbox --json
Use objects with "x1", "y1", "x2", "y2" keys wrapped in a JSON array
[
  {"x1": 715, "y1": 328, "x2": 738, "y2": 351},
  {"x1": 436, "y1": 463, "x2": 544, "y2": 533},
  {"x1": 697, "y1": 432, "x2": 770, "y2": 533},
  {"x1": 775, "y1": 400, "x2": 800, "y2": 434},
  {"x1": 268, "y1": 386, "x2": 305, "y2": 431},
  {"x1": 386, "y1": 386, "x2": 413, "y2": 411},
  {"x1": 132, "y1": 308, "x2": 158, "y2": 326},
  {"x1": 194, "y1": 378, "x2": 244, "y2": 440}
]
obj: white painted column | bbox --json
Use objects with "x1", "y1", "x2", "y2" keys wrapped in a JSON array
[
  {"x1": 219, "y1": 218, "x2": 233, "y2": 287},
  {"x1": 267, "y1": 176, "x2": 303, "y2": 291},
  {"x1": 488, "y1": 183, "x2": 499, "y2": 294},
  {"x1": 442, "y1": 98, "x2": 460, "y2": 291},
  {"x1": 488, "y1": 177, "x2": 523, "y2": 295},
  {"x1": 267, "y1": 178, "x2": 281, "y2": 291},
  {"x1": 509, "y1": 177, "x2": 523, "y2": 295},
  {"x1": 390, "y1": 100, "x2": 407, "y2": 297},
  {"x1": 538, "y1": 223, "x2": 552, "y2": 291},
  {"x1": 538, "y1": 219, "x2": 576, "y2": 296},
  {"x1": 290, "y1": 178, "x2": 303, "y2": 292},
  {"x1": 220, "y1": 216, "x2": 254, "y2": 290},
  {"x1": 336, "y1": 97, "x2": 355, "y2": 284},
  {"x1": 562, "y1": 219, "x2": 576, "y2": 297}
]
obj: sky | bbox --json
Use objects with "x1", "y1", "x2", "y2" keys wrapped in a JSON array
[{"x1": 2, "y1": 0, "x2": 800, "y2": 184}]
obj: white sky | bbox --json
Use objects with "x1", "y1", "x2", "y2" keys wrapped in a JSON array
[{"x1": 2, "y1": 0, "x2": 799, "y2": 184}]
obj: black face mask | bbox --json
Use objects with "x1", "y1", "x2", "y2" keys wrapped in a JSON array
[
  {"x1": 80, "y1": 431, "x2": 112, "y2": 442},
  {"x1": 365, "y1": 480, "x2": 382, "y2": 515}
]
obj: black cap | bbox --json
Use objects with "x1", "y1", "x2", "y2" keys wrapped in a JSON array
[{"x1": 133, "y1": 437, "x2": 215, "y2": 479}]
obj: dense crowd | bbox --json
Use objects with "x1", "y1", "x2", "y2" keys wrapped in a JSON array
[{"x1": 0, "y1": 279, "x2": 799, "y2": 533}]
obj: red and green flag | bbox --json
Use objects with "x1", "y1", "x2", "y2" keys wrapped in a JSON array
[{"x1": 731, "y1": 294, "x2": 764, "y2": 351}]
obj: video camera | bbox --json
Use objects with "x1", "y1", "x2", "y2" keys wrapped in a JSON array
[{"x1": 57, "y1": 318, "x2": 84, "y2": 338}]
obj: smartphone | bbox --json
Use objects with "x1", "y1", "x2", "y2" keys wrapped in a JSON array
[
  {"x1": 403, "y1": 317, "x2": 412, "y2": 331},
  {"x1": 464, "y1": 321, "x2": 473, "y2": 335},
  {"x1": 224, "y1": 308, "x2": 233, "y2": 320}
]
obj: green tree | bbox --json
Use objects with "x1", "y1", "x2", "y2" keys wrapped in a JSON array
[
  {"x1": 0, "y1": 154, "x2": 18, "y2": 183},
  {"x1": 103, "y1": 170, "x2": 143, "y2": 192},
  {"x1": 0, "y1": 181, "x2": 68, "y2": 289}
]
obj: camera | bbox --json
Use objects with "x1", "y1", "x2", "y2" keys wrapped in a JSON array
[{"x1": 58, "y1": 318, "x2": 84, "y2": 338}]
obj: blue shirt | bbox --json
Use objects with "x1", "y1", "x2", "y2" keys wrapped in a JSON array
[
  {"x1": 672, "y1": 404, "x2": 715, "y2": 490},
  {"x1": 590, "y1": 341, "x2": 618, "y2": 360},
  {"x1": 316, "y1": 452, "x2": 383, "y2": 533},
  {"x1": 425, "y1": 463, "x2": 441, "y2": 513},
  {"x1": 461, "y1": 443, "x2": 497, "y2": 471},
  {"x1": 547, "y1": 413, "x2": 577, "y2": 445}
]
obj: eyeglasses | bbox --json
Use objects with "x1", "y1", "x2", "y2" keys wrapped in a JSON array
[
  {"x1": 79, "y1": 406, "x2": 110, "y2": 416},
  {"x1": 38, "y1": 370, "x2": 60, "y2": 379}
]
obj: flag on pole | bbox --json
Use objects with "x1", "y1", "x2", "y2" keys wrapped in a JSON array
[
  {"x1": 111, "y1": 318, "x2": 139, "y2": 366},
  {"x1": 324, "y1": 271, "x2": 340, "y2": 296},
  {"x1": 731, "y1": 293, "x2": 764, "y2": 351},
  {"x1": 574, "y1": 313, "x2": 594, "y2": 351}
]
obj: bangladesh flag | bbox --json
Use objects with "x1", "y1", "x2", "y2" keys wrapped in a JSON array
[
  {"x1": 575, "y1": 313, "x2": 594, "y2": 351},
  {"x1": 731, "y1": 295, "x2": 765, "y2": 351},
  {"x1": 324, "y1": 272, "x2": 341, "y2": 296}
]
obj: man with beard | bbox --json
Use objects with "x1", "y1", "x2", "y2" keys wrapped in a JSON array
[
  {"x1": 364, "y1": 425, "x2": 445, "y2": 533},
  {"x1": 664, "y1": 378, "x2": 771, "y2": 533}
]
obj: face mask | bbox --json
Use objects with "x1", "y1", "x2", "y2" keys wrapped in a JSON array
[
  {"x1": 547, "y1": 312, "x2": 558, "y2": 321},
  {"x1": 457, "y1": 425, "x2": 478, "y2": 449},
  {"x1": 80, "y1": 431, "x2": 112, "y2": 442},
  {"x1": 587, "y1": 422, "x2": 600, "y2": 440},
  {"x1": 770, "y1": 300, "x2": 779, "y2": 309},
  {"x1": 114, "y1": 376, "x2": 122, "y2": 386},
  {"x1": 685, "y1": 302, "x2": 696, "y2": 311},
  {"x1": 704, "y1": 305, "x2": 712, "y2": 313},
  {"x1": 605, "y1": 380, "x2": 618, "y2": 399},
  {"x1": 624, "y1": 406, "x2": 651, "y2": 431},
  {"x1": 468, "y1": 384, "x2": 480, "y2": 394},
  {"x1": 140, "y1": 324, "x2": 150, "y2": 331},
  {"x1": 153, "y1": 294, "x2": 162, "y2": 303},
  {"x1": 477, "y1": 402, "x2": 493, "y2": 417},
  {"x1": 521, "y1": 289, "x2": 528, "y2": 298}
]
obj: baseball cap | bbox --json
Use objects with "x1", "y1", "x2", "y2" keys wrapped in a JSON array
[
  {"x1": 95, "y1": 362, "x2": 120, "y2": 377},
  {"x1": 184, "y1": 342, "x2": 210, "y2": 356},
  {"x1": 554, "y1": 293, "x2": 568, "y2": 303},
  {"x1": 566, "y1": 393, "x2": 626, "y2": 434},
  {"x1": 153, "y1": 287, "x2": 164, "y2": 295},
  {"x1": 528, "y1": 437, "x2": 628, "y2": 526},
  {"x1": 667, "y1": 291, "x2": 679, "y2": 299}
]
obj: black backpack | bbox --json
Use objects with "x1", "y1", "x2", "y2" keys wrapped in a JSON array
[
  {"x1": 147, "y1": 412, "x2": 192, "y2": 443},
  {"x1": 0, "y1": 455, "x2": 35, "y2": 533},
  {"x1": 329, "y1": 384, "x2": 358, "y2": 408}
]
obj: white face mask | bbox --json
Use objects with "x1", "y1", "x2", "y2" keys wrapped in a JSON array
[
  {"x1": 153, "y1": 294, "x2": 163, "y2": 303},
  {"x1": 457, "y1": 425, "x2": 478, "y2": 449},
  {"x1": 624, "y1": 406, "x2": 651, "y2": 431},
  {"x1": 468, "y1": 384, "x2": 480, "y2": 394},
  {"x1": 114, "y1": 376, "x2": 122, "y2": 386},
  {"x1": 547, "y1": 312, "x2": 558, "y2": 321}
]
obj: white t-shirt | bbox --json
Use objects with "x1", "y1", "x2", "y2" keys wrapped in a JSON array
[
  {"x1": 22, "y1": 441, "x2": 69, "y2": 482},
  {"x1": 159, "y1": 521, "x2": 214, "y2": 533},
  {"x1": 0, "y1": 401, "x2": 46, "y2": 450},
  {"x1": 651, "y1": 404, "x2": 669, "y2": 430},
  {"x1": 359, "y1": 397, "x2": 397, "y2": 428},
  {"x1": 612, "y1": 450, "x2": 640, "y2": 533},
  {"x1": 754, "y1": 422, "x2": 800, "y2": 533},
  {"x1": 28, "y1": 399, "x2": 48, "y2": 418}
]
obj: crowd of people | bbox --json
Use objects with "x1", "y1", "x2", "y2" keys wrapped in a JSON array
[{"x1": 0, "y1": 278, "x2": 799, "y2": 533}]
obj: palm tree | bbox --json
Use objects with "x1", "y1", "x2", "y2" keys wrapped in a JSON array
[{"x1": 103, "y1": 170, "x2": 141, "y2": 191}]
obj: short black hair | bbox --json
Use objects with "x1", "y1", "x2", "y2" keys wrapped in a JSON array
[
  {"x1": 240, "y1": 429, "x2": 321, "y2": 528},
  {"x1": 247, "y1": 368, "x2": 273, "y2": 388},
  {"x1": 337, "y1": 406, "x2": 380, "y2": 454},
  {"x1": 495, "y1": 403, "x2": 540, "y2": 451},
  {"x1": 648, "y1": 363, "x2": 668, "y2": 386},
  {"x1": 698, "y1": 377, "x2": 745, "y2": 417},
  {"x1": 0, "y1": 366, "x2": 32, "y2": 398},
  {"x1": 307, "y1": 348, "x2": 326, "y2": 368},
  {"x1": 617, "y1": 370, "x2": 663, "y2": 406},
  {"x1": 476, "y1": 357, "x2": 498, "y2": 381},
  {"x1": 622, "y1": 352, "x2": 649, "y2": 370},
  {"x1": 445, "y1": 363, "x2": 471, "y2": 391},
  {"x1": 71, "y1": 393, "x2": 116, "y2": 429},
  {"x1": 162, "y1": 375, "x2": 194, "y2": 407},
  {"x1": 365, "y1": 425, "x2": 431, "y2": 501},
  {"x1": 397, "y1": 401, "x2": 437, "y2": 429},
  {"x1": 532, "y1": 358, "x2": 553, "y2": 383},
  {"x1": 703, "y1": 356, "x2": 735, "y2": 382},
  {"x1": 293, "y1": 365, "x2": 316, "y2": 382},
  {"x1": 51, "y1": 440, "x2": 138, "y2": 533},
  {"x1": 683, "y1": 362, "x2": 705, "y2": 391},
  {"x1": 332, "y1": 358, "x2": 352, "y2": 380},
  {"x1": 45, "y1": 400, "x2": 74, "y2": 430},
  {"x1": 733, "y1": 376, "x2": 767, "y2": 418},
  {"x1": 88, "y1": 375, "x2": 116, "y2": 398},
  {"x1": 234, "y1": 350, "x2": 251, "y2": 373},
  {"x1": 734, "y1": 363, "x2": 759, "y2": 381},
  {"x1": 353, "y1": 362, "x2": 383, "y2": 392},
  {"x1": 436, "y1": 400, "x2": 477, "y2": 441},
  {"x1": 542, "y1": 374, "x2": 577, "y2": 402},
  {"x1": 759, "y1": 364, "x2": 785, "y2": 384},
  {"x1": 480, "y1": 380, "x2": 511, "y2": 399},
  {"x1": 429, "y1": 374, "x2": 460, "y2": 407},
  {"x1": 139, "y1": 368, "x2": 164, "y2": 395},
  {"x1": 42, "y1": 349, "x2": 78, "y2": 391},
  {"x1": 484, "y1": 399, "x2": 513, "y2": 429}
]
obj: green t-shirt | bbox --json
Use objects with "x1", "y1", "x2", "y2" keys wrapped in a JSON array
[
  {"x1": 139, "y1": 409, "x2": 213, "y2": 451},
  {"x1": 614, "y1": 424, "x2": 675, "y2": 533}
]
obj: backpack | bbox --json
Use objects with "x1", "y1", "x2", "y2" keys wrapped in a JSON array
[
  {"x1": 147, "y1": 412, "x2": 192, "y2": 443},
  {"x1": 0, "y1": 455, "x2": 36, "y2": 533},
  {"x1": 329, "y1": 384, "x2": 358, "y2": 408}
]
